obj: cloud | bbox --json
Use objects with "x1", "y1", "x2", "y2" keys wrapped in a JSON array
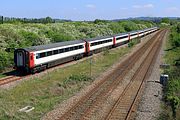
[
  {"x1": 167, "y1": 7, "x2": 179, "y2": 11},
  {"x1": 86, "y1": 4, "x2": 96, "y2": 9},
  {"x1": 132, "y1": 4, "x2": 154, "y2": 9},
  {"x1": 144, "y1": 4, "x2": 154, "y2": 8},
  {"x1": 132, "y1": 5, "x2": 141, "y2": 9}
]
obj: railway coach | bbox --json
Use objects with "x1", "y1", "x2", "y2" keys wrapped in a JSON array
[
  {"x1": 85, "y1": 36, "x2": 114, "y2": 55},
  {"x1": 14, "y1": 40, "x2": 86, "y2": 73}
]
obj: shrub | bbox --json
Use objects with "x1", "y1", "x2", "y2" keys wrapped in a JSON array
[{"x1": 59, "y1": 74, "x2": 92, "y2": 88}]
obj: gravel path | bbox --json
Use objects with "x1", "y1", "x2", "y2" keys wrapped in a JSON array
[{"x1": 135, "y1": 30, "x2": 168, "y2": 120}]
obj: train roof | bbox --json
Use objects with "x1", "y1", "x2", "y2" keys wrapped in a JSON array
[
  {"x1": 24, "y1": 40, "x2": 84, "y2": 52},
  {"x1": 85, "y1": 35, "x2": 113, "y2": 42},
  {"x1": 112, "y1": 32, "x2": 129, "y2": 37}
]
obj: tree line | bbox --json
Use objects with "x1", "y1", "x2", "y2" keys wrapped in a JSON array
[{"x1": 0, "y1": 16, "x2": 72, "y2": 24}]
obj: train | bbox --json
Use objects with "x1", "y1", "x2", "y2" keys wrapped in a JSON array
[{"x1": 14, "y1": 27, "x2": 159, "y2": 73}]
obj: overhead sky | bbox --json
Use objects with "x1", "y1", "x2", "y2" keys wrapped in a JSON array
[{"x1": 0, "y1": 0, "x2": 180, "y2": 20}]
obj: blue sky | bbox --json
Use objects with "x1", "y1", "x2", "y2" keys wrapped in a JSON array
[{"x1": 0, "y1": 0, "x2": 180, "y2": 20}]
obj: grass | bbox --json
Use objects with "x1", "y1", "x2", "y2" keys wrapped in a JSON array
[
  {"x1": 0, "y1": 46, "x2": 131, "y2": 119},
  {"x1": 159, "y1": 26, "x2": 180, "y2": 120},
  {"x1": 0, "y1": 74, "x2": 6, "y2": 78},
  {"x1": 128, "y1": 38, "x2": 141, "y2": 48}
]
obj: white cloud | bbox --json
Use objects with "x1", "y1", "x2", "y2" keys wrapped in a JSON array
[
  {"x1": 132, "y1": 4, "x2": 154, "y2": 9},
  {"x1": 132, "y1": 5, "x2": 141, "y2": 9},
  {"x1": 86, "y1": 4, "x2": 96, "y2": 9},
  {"x1": 167, "y1": 7, "x2": 179, "y2": 11},
  {"x1": 144, "y1": 4, "x2": 154, "y2": 8}
]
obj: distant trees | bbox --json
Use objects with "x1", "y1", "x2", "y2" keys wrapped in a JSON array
[
  {"x1": 0, "y1": 16, "x2": 3, "y2": 24},
  {"x1": 1, "y1": 16, "x2": 56, "y2": 24},
  {"x1": 94, "y1": 19, "x2": 109, "y2": 24},
  {"x1": 161, "y1": 18, "x2": 170, "y2": 24},
  {"x1": 44, "y1": 17, "x2": 53, "y2": 23}
]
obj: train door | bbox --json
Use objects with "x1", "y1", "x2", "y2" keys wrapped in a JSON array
[{"x1": 17, "y1": 51, "x2": 24, "y2": 66}]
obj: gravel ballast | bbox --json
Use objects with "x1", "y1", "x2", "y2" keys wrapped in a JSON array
[{"x1": 135, "y1": 30, "x2": 168, "y2": 120}]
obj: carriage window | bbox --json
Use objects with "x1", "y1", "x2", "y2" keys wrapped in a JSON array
[
  {"x1": 40, "y1": 52, "x2": 46, "y2": 58},
  {"x1": 36, "y1": 54, "x2": 40, "y2": 59},
  {"x1": 79, "y1": 45, "x2": 84, "y2": 49},
  {"x1": 59, "y1": 49, "x2": 64, "y2": 53},
  {"x1": 53, "y1": 50, "x2": 59, "y2": 55},
  {"x1": 70, "y1": 47, "x2": 74, "y2": 51},
  {"x1": 75, "y1": 46, "x2": 79, "y2": 50},
  {"x1": 65, "y1": 48, "x2": 70, "y2": 52},
  {"x1": 47, "y1": 51, "x2": 53, "y2": 56}
]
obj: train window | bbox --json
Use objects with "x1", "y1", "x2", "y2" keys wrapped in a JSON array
[
  {"x1": 53, "y1": 50, "x2": 59, "y2": 55},
  {"x1": 75, "y1": 46, "x2": 79, "y2": 50},
  {"x1": 59, "y1": 49, "x2": 64, "y2": 53},
  {"x1": 36, "y1": 54, "x2": 40, "y2": 59},
  {"x1": 40, "y1": 52, "x2": 46, "y2": 58},
  {"x1": 47, "y1": 51, "x2": 53, "y2": 56},
  {"x1": 65, "y1": 48, "x2": 70, "y2": 52},
  {"x1": 79, "y1": 45, "x2": 83, "y2": 49},
  {"x1": 70, "y1": 47, "x2": 74, "y2": 51}
]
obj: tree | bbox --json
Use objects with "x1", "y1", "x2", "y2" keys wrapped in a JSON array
[
  {"x1": 161, "y1": 18, "x2": 170, "y2": 24},
  {"x1": 44, "y1": 16, "x2": 53, "y2": 24},
  {"x1": 177, "y1": 23, "x2": 180, "y2": 33},
  {"x1": 94, "y1": 19, "x2": 108, "y2": 24},
  {"x1": 0, "y1": 16, "x2": 3, "y2": 24}
]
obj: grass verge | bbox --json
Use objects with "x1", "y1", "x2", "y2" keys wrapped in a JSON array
[{"x1": 159, "y1": 26, "x2": 180, "y2": 120}]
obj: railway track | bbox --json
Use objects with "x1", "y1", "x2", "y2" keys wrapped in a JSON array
[
  {"x1": 0, "y1": 75, "x2": 22, "y2": 86},
  {"x1": 0, "y1": 59, "x2": 74, "y2": 87},
  {"x1": 105, "y1": 30, "x2": 167, "y2": 120},
  {"x1": 57, "y1": 30, "x2": 166, "y2": 120}
]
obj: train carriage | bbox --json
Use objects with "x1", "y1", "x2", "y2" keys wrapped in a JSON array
[
  {"x1": 129, "y1": 31, "x2": 139, "y2": 39},
  {"x1": 85, "y1": 36, "x2": 114, "y2": 55},
  {"x1": 14, "y1": 40, "x2": 86, "y2": 73},
  {"x1": 113, "y1": 33, "x2": 129, "y2": 47}
]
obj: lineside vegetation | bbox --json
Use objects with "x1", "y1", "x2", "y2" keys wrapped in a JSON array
[{"x1": 160, "y1": 23, "x2": 180, "y2": 120}]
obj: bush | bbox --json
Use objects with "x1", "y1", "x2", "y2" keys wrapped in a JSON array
[
  {"x1": 59, "y1": 74, "x2": 92, "y2": 88},
  {"x1": 0, "y1": 51, "x2": 13, "y2": 72},
  {"x1": 163, "y1": 23, "x2": 180, "y2": 119}
]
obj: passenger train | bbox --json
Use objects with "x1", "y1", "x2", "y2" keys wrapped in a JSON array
[{"x1": 14, "y1": 27, "x2": 158, "y2": 73}]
